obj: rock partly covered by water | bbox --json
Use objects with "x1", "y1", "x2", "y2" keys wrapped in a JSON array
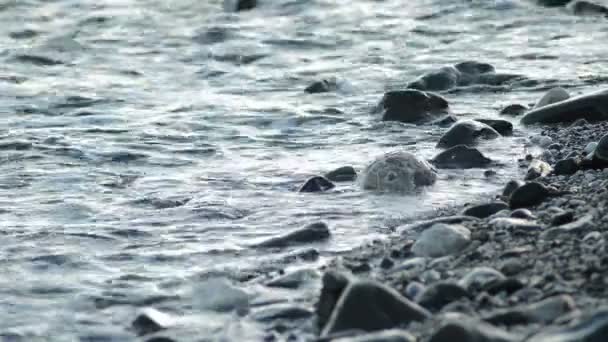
[
  {"x1": 407, "y1": 61, "x2": 522, "y2": 91},
  {"x1": 437, "y1": 120, "x2": 500, "y2": 148},
  {"x1": 299, "y1": 176, "x2": 335, "y2": 193},
  {"x1": 521, "y1": 88, "x2": 608, "y2": 125},
  {"x1": 361, "y1": 151, "x2": 437, "y2": 193},
  {"x1": 375, "y1": 90, "x2": 449, "y2": 124},
  {"x1": 255, "y1": 222, "x2": 330, "y2": 248},
  {"x1": 534, "y1": 87, "x2": 570, "y2": 109},
  {"x1": 431, "y1": 145, "x2": 492, "y2": 169}
]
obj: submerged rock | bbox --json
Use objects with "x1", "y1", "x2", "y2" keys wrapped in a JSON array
[
  {"x1": 412, "y1": 224, "x2": 471, "y2": 258},
  {"x1": 462, "y1": 202, "x2": 509, "y2": 218},
  {"x1": 224, "y1": 0, "x2": 257, "y2": 11},
  {"x1": 305, "y1": 78, "x2": 338, "y2": 94},
  {"x1": 521, "y1": 88, "x2": 608, "y2": 125},
  {"x1": 361, "y1": 151, "x2": 437, "y2": 193},
  {"x1": 193, "y1": 277, "x2": 250, "y2": 312},
  {"x1": 321, "y1": 280, "x2": 430, "y2": 336},
  {"x1": 376, "y1": 90, "x2": 449, "y2": 124},
  {"x1": 535, "y1": 87, "x2": 570, "y2": 109},
  {"x1": 437, "y1": 120, "x2": 500, "y2": 148},
  {"x1": 536, "y1": 0, "x2": 573, "y2": 7},
  {"x1": 255, "y1": 222, "x2": 330, "y2": 248},
  {"x1": 500, "y1": 104, "x2": 527, "y2": 116},
  {"x1": 431, "y1": 145, "x2": 492, "y2": 169},
  {"x1": 475, "y1": 119, "x2": 513, "y2": 136},
  {"x1": 325, "y1": 166, "x2": 357, "y2": 182},
  {"x1": 299, "y1": 176, "x2": 335, "y2": 193}
]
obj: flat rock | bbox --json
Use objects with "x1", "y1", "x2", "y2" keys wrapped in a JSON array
[
  {"x1": 299, "y1": 176, "x2": 335, "y2": 193},
  {"x1": 475, "y1": 119, "x2": 513, "y2": 136},
  {"x1": 255, "y1": 222, "x2": 330, "y2": 248},
  {"x1": 321, "y1": 280, "x2": 430, "y2": 336},
  {"x1": 484, "y1": 295, "x2": 575, "y2": 326},
  {"x1": 330, "y1": 330, "x2": 416, "y2": 342},
  {"x1": 428, "y1": 314, "x2": 520, "y2": 342},
  {"x1": 412, "y1": 224, "x2": 471, "y2": 258},
  {"x1": 437, "y1": 120, "x2": 500, "y2": 148},
  {"x1": 500, "y1": 104, "x2": 527, "y2": 116},
  {"x1": 541, "y1": 214, "x2": 594, "y2": 239},
  {"x1": 376, "y1": 90, "x2": 449, "y2": 124},
  {"x1": 414, "y1": 281, "x2": 470, "y2": 312},
  {"x1": 326, "y1": 166, "x2": 357, "y2": 182},
  {"x1": 361, "y1": 151, "x2": 437, "y2": 193},
  {"x1": 508, "y1": 182, "x2": 551, "y2": 209},
  {"x1": 527, "y1": 308, "x2": 608, "y2": 342},
  {"x1": 535, "y1": 87, "x2": 570, "y2": 109},
  {"x1": 463, "y1": 202, "x2": 509, "y2": 219},
  {"x1": 521, "y1": 88, "x2": 608, "y2": 125},
  {"x1": 431, "y1": 145, "x2": 492, "y2": 169}
]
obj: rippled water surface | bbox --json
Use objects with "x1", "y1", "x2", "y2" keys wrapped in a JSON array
[{"x1": 1, "y1": 0, "x2": 608, "y2": 340}]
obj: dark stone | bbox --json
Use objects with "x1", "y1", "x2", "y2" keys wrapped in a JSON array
[
  {"x1": 554, "y1": 158, "x2": 579, "y2": 175},
  {"x1": 321, "y1": 280, "x2": 431, "y2": 336},
  {"x1": 132, "y1": 309, "x2": 171, "y2": 336},
  {"x1": 536, "y1": 0, "x2": 573, "y2": 7},
  {"x1": 414, "y1": 281, "x2": 470, "y2": 312},
  {"x1": 376, "y1": 90, "x2": 449, "y2": 124},
  {"x1": 428, "y1": 315, "x2": 520, "y2": 342},
  {"x1": 508, "y1": 182, "x2": 550, "y2": 209},
  {"x1": 431, "y1": 115, "x2": 458, "y2": 127},
  {"x1": 380, "y1": 257, "x2": 395, "y2": 269},
  {"x1": 252, "y1": 305, "x2": 313, "y2": 322},
  {"x1": 484, "y1": 170, "x2": 497, "y2": 178},
  {"x1": 571, "y1": 0, "x2": 608, "y2": 16},
  {"x1": 500, "y1": 104, "x2": 527, "y2": 116},
  {"x1": 551, "y1": 210, "x2": 574, "y2": 226},
  {"x1": 316, "y1": 271, "x2": 351, "y2": 331},
  {"x1": 474, "y1": 119, "x2": 513, "y2": 136},
  {"x1": 299, "y1": 176, "x2": 335, "y2": 193},
  {"x1": 266, "y1": 269, "x2": 319, "y2": 289},
  {"x1": 256, "y1": 222, "x2": 330, "y2": 248},
  {"x1": 305, "y1": 79, "x2": 337, "y2": 94},
  {"x1": 236, "y1": 0, "x2": 257, "y2": 11},
  {"x1": 527, "y1": 308, "x2": 608, "y2": 342},
  {"x1": 145, "y1": 338, "x2": 177, "y2": 342},
  {"x1": 325, "y1": 166, "x2": 357, "y2": 182},
  {"x1": 437, "y1": 120, "x2": 499, "y2": 148},
  {"x1": 462, "y1": 202, "x2": 508, "y2": 219},
  {"x1": 431, "y1": 145, "x2": 492, "y2": 169},
  {"x1": 502, "y1": 180, "x2": 524, "y2": 199},
  {"x1": 521, "y1": 88, "x2": 608, "y2": 125},
  {"x1": 482, "y1": 278, "x2": 525, "y2": 295}
]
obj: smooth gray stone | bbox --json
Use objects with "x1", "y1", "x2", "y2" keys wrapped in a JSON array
[
  {"x1": 322, "y1": 280, "x2": 430, "y2": 336},
  {"x1": 527, "y1": 308, "x2": 608, "y2": 342},
  {"x1": 432, "y1": 145, "x2": 492, "y2": 169},
  {"x1": 415, "y1": 281, "x2": 470, "y2": 311},
  {"x1": 361, "y1": 151, "x2": 437, "y2": 193},
  {"x1": 521, "y1": 88, "x2": 608, "y2": 125},
  {"x1": 437, "y1": 120, "x2": 500, "y2": 148}
]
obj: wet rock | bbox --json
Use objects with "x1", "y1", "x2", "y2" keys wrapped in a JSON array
[
  {"x1": 405, "y1": 282, "x2": 426, "y2": 300},
  {"x1": 305, "y1": 78, "x2": 338, "y2": 94},
  {"x1": 508, "y1": 182, "x2": 550, "y2": 209},
  {"x1": 380, "y1": 257, "x2": 395, "y2": 270},
  {"x1": 431, "y1": 145, "x2": 492, "y2": 169},
  {"x1": 536, "y1": 0, "x2": 573, "y2": 7},
  {"x1": 194, "y1": 277, "x2": 250, "y2": 312},
  {"x1": 412, "y1": 224, "x2": 471, "y2": 258},
  {"x1": 415, "y1": 281, "x2": 470, "y2": 312},
  {"x1": 400, "y1": 215, "x2": 480, "y2": 233},
  {"x1": 361, "y1": 151, "x2": 437, "y2": 193},
  {"x1": 226, "y1": 0, "x2": 257, "y2": 11},
  {"x1": 483, "y1": 278, "x2": 525, "y2": 295},
  {"x1": 325, "y1": 166, "x2": 357, "y2": 182},
  {"x1": 484, "y1": 295, "x2": 575, "y2": 326},
  {"x1": 550, "y1": 210, "x2": 574, "y2": 226},
  {"x1": 252, "y1": 304, "x2": 313, "y2": 322},
  {"x1": 330, "y1": 330, "x2": 416, "y2": 342},
  {"x1": 500, "y1": 104, "x2": 527, "y2": 116},
  {"x1": 525, "y1": 159, "x2": 553, "y2": 180},
  {"x1": 321, "y1": 280, "x2": 430, "y2": 336},
  {"x1": 431, "y1": 115, "x2": 458, "y2": 127},
  {"x1": 376, "y1": 90, "x2": 449, "y2": 124},
  {"x1": 527, "y1": 308, "x2": 608, "y2": 342},
  {"x1": 490, "y1": 217, "x2": 542, "y2": 232},
  {"x1": 475, "y1": 119, "x2": 513, "y2": 136},
  {"x1": 407, "y1": 61, "x2": 521, "y2": 91},
  {"x1": 437, "y1": 120, "x2": 500, "y2": 149},
  {"x1": 570, "y1": 0, "x2": 608, "y2": 16},
  {"x1": 132, "y1": 308, "x2": 173, "y2": 336},
  {"x1": 521, "y1": 88, "x2": 608, "y2": 125},
  {"x1": 510, "y1": 208, "x2": 536, "y2": 220},
  {"x1": 535, "y1": 87, "x2": 570, "y2": 109},
  {"x1": 462, "y1": 202, "x2": 509, "y2": 219},
  {"x1": 145, "y1": 338, "x2": 177, "y2": 342},
  {"x1": 316, "y1": 271, "x2": 351, "y2": 331},
  {"x1": 459, "y1": 267, "x2": 506, "y2": 292},
  {"x1": 585, "y1": 133, "x2": 608, "y2": 169},
  {"x1": 541, "y1": 214, "x2": 594, "y2": 239},
  {"x1": 299, "y1": 176, "x2": 335, "y2": 193},
  {"x1": 554, "y1": 158, "x2": 579, "y2": 175},
  {"x1": 256, "y1": 222, "x2": 330, "y2": 248},
  {"x1": 428, "y1": 314, "x2": 520, "y2": 342},
  {"x1": 502, "y1": 180, "x2": 524, "y2": 199},
  {"x1": 266, "y1": 269, "x2": 320, "y2": 289}
]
